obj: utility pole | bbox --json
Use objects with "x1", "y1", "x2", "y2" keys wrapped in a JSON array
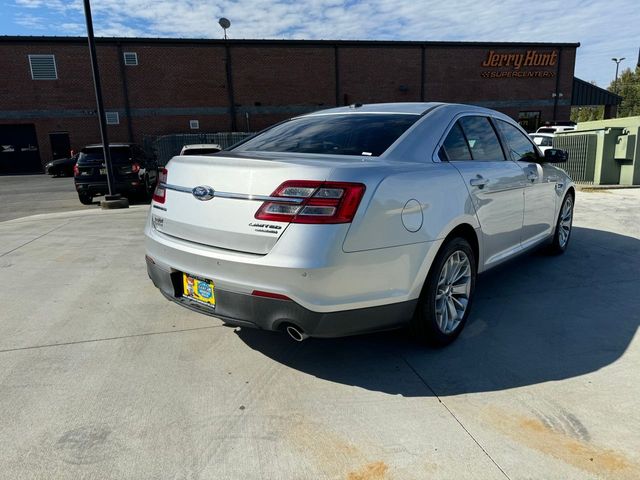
[{"x1": 83, "y1": 0, "x2": 128, "y2": 208}]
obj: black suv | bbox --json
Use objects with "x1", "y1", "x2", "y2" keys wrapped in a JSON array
[{"x1": 73, "y1": 144, "x2": 158, "y2": 205}]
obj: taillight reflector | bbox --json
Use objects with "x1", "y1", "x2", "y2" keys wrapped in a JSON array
[
  {"x1": 73, "y1": 164, "x2": 79, "y2": 176},
  {"x1": 251, "y1": 290, "x2": 292, "y2": 301},
  {"x1": 131, "y1": 162, "x2": 141, "y2": 174},
  {"x1": 152, "y1": 168, "x2": 168, "y2": 204},
  {"x1": 255, "y1": 180, "x2": 365, "y2": 224}
]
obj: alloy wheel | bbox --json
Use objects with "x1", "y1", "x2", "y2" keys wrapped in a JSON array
[
  {"x1": 559, "y1": 196, "x2": 573, "y2": 248},
  {"x1": 434, "y1": 250, "x2": 472, "y2": 334}
]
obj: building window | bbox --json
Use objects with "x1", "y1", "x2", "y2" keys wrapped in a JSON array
[
  {"x1": 518, "y1": 111, "x2": 541, "y2": 133},
  {"x1": 123, "y1": 52, "x2": 138, "y2": 66},
  {"x1": 28, "y1": 54, "x2": 57, "y2": 80},
  {"x1": 189, "y1": 120, "x2": 200, "y2": 130},
  {"x1": 105, "y1": 112, "x2": 120, "y2": 125}
]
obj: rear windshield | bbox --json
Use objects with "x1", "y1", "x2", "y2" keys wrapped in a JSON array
[
  {"x1": 78, "y1": 147, "x2": 132, "y2": 164},
  {"x1": 231, "y1": 114, "x2": 419, "y2": 157},
  {"x1": 182, "y1": 148, "x2": 221, "y2": 155},
  {"x1": 536, "y1": 128, "x2": 556, "y2": 134}
]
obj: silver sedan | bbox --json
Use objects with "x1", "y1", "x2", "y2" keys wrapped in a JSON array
[{"x1": 145, "y1": 102, "x2": 574, "y2": 346}]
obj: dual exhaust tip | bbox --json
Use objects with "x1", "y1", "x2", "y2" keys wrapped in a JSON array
[{"x1": 285, "y1": 325, "x2": 309, "y2": 342}]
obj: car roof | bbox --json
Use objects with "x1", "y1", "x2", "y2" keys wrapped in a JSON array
[
  {"x1": 300, "y1": 102, "x2": 515, "y2": 122},
  {"x1": 302, "y1": 102, "x2": 443, "y2": 116}
]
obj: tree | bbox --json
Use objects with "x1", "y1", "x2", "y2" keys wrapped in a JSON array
[
  {"x1": 570, "y1": 105, "x2": 604, "y2": 123},
  {"x1": 609, "y1": 66, "x2": 640, "y2": 117},
  {"x1": 570, "y1": 80, "x2": 604, "y2": 123}
]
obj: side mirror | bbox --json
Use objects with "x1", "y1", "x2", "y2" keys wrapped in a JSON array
[{"x1": 544, "y1": 148, "x2": 568, "y2": 163}]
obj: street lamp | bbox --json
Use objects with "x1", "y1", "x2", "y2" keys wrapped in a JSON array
[{"x1": 612, "y1": 57, "x2": 626, "y2": 94}]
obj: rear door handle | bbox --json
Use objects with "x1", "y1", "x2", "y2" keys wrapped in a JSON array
[{"x1": 469, "y1": 176, "x2": 489, "y2": 188}]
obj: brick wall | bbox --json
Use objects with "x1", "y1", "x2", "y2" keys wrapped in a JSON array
[{"x1": 0, "y1": 38, "x2": 578, "y2": 168}]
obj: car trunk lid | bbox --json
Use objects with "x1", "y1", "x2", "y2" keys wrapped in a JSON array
[{"x1": 156, "y1": 153, "x2": 340, "y2": 255}]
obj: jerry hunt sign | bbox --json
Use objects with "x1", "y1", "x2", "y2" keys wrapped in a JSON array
[{"x1": 480, "y1": 50, "x2": 558, "y2": 79}]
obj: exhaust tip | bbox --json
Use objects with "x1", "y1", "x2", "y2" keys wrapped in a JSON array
[{"x1": 285, "y1": 325, "x2": 308, "y2": 342}]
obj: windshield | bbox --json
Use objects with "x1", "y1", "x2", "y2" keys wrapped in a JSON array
[
  {"x1": 232, "y1": 113, "x2": 419, "y2": 157},
  {"x1": 531, "y1": 135, "x2": 553, "y2": 147},
  {"x1": 78, "y1": 147, "x2": 132, "y2": 164}
]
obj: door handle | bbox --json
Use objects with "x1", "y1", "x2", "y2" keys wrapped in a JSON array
[{"x1": 469, "y1": 176, "x2": 489, "y2": 188}]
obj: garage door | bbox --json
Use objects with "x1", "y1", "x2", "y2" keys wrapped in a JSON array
[{"x1": 0, "y1": 124, "x2": 42, "y2": 174}]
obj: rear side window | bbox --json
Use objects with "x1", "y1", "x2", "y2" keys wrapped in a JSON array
[
  {"x1": 458, "y1": 116, "x2": 505, "y2": 161},
  {"x1": 78, "y1": 147, "x2": 132, "y2": 164},
  {"x1": 440, "y1": 123, "x2": 472, "y2": 161},
  {"x1": 531, "y1": 135, "x2": 553, "y2": 147},
  {"x1": 496, "y1": 120, "x2": 540, "y2": 162},
  {"x1": 183, "y1": 148, "x2": 221, "y2": 155},
  {"x1": 232, "y1": 114, "x2": 419, "y2": 157}
]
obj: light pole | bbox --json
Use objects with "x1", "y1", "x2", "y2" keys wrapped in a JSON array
[
  {"x1": 612, "y1": 57, "x2": 626, "y2": 94},
  {"x1": 82, "y1": 0, "x2": 128, "y2": 208}
]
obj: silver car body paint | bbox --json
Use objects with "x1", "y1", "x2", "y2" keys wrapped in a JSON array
[{"x1": 145, "y1": 102, "x2": 573, "y2": 334}]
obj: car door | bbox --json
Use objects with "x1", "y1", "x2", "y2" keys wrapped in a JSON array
[
  {"x1": 440, "y1": 116, "x2": 526, "y2": 267},
  {"x1": 495, "y1": 119, "x2": 556, "y2": 247}
]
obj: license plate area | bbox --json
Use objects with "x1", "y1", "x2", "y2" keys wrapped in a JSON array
[{"x1": 182, "y1": 272, "x2": 215, "y2": 307}]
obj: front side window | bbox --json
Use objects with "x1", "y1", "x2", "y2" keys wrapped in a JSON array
[
  {"x1": 496, "y1": 120, "x2": 540, "y2": 162},
  {"x1": 458, "y1": 116, "x2": 505, "y2": 161},
  {"x1": 232, "y1": 114, "x2": 419, "y2": 157}
]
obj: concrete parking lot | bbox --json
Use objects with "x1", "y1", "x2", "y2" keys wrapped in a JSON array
[
  {"x1": 0, "y1": 174, "x2": 148, "y2": 223},
  {"x1": 0, "y1": 178, "x2": 639, "y2": 479}
]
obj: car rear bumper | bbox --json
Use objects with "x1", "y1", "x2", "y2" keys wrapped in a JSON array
[
  {"x1": 75, "y1": 179, "x2": 145, "y2": 196},
  {"x1": 146, "y1": 255, "x2": 417, "y2": 337}
]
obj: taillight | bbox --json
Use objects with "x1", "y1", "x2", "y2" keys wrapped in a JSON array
[
  {"x1": 152, "y1": 168, "x2": 168, "y2": 204},
  {"x1": 255, "y1": 180, "x2": 366, "y2": 224},
  {"x1": 73, "y1": 164, "x2": 79, "y2": 176},
  {"x1": 131, "y1": 162, "x2": 141, "y2": 174}
]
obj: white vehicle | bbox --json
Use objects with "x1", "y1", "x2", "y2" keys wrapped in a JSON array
[
  {"x1": 146, "y1": 103, "x2": 574, "y2": 346},
  {"x1": 179, "y1": 144, "x2": 222, "y2": 155},
  {"x1": 529, "y1": 132, "x2": 555, "y2": 154},
  {"x1": 536, "y1": 125, "x2": 576, "y2": 134}
]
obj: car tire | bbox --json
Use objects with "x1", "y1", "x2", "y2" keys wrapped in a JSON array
[
  {"x1": 548, "y1": 193, "x2": 574, "y2": 255},
  {"x1": 410, "y1": 237, "x2": 476, "y2": 347},
  {"x1": 78, "y1": 193, "x2": 93, "y2": 205}
]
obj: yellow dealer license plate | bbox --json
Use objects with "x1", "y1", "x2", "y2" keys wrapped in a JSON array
[{"x1": 182, "y1": 273, "x2": 215, "y2": 307}]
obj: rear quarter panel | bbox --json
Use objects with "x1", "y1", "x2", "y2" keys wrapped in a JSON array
[{"x1": 342, "y1": 162, "x2": 478, "y2": 252}]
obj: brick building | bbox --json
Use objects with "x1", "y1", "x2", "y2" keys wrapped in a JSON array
[{"x1": 0, "y1": 36, "x2": 598, "y2": 173}]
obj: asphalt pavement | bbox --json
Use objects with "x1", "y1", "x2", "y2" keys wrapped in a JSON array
[{"x1": 0, "y1": 185, "x2": 639, "y2": 479}]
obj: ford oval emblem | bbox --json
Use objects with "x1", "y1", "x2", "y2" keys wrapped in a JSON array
[{"x1": 192, "y1": 185, "x2": 215, "y2": 201}]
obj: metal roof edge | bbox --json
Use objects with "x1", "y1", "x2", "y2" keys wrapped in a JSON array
[{"x1": 0, "y1": 35, "x2": 581, "y2": 48}]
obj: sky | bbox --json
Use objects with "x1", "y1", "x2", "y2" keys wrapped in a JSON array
[{"x1": 1, "y1": 0, "x2": 638, "y2": 88}]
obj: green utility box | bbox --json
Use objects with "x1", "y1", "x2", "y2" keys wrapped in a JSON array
[{"x1": 556, "y1": 116, "x2": 640, "y2": 186}]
